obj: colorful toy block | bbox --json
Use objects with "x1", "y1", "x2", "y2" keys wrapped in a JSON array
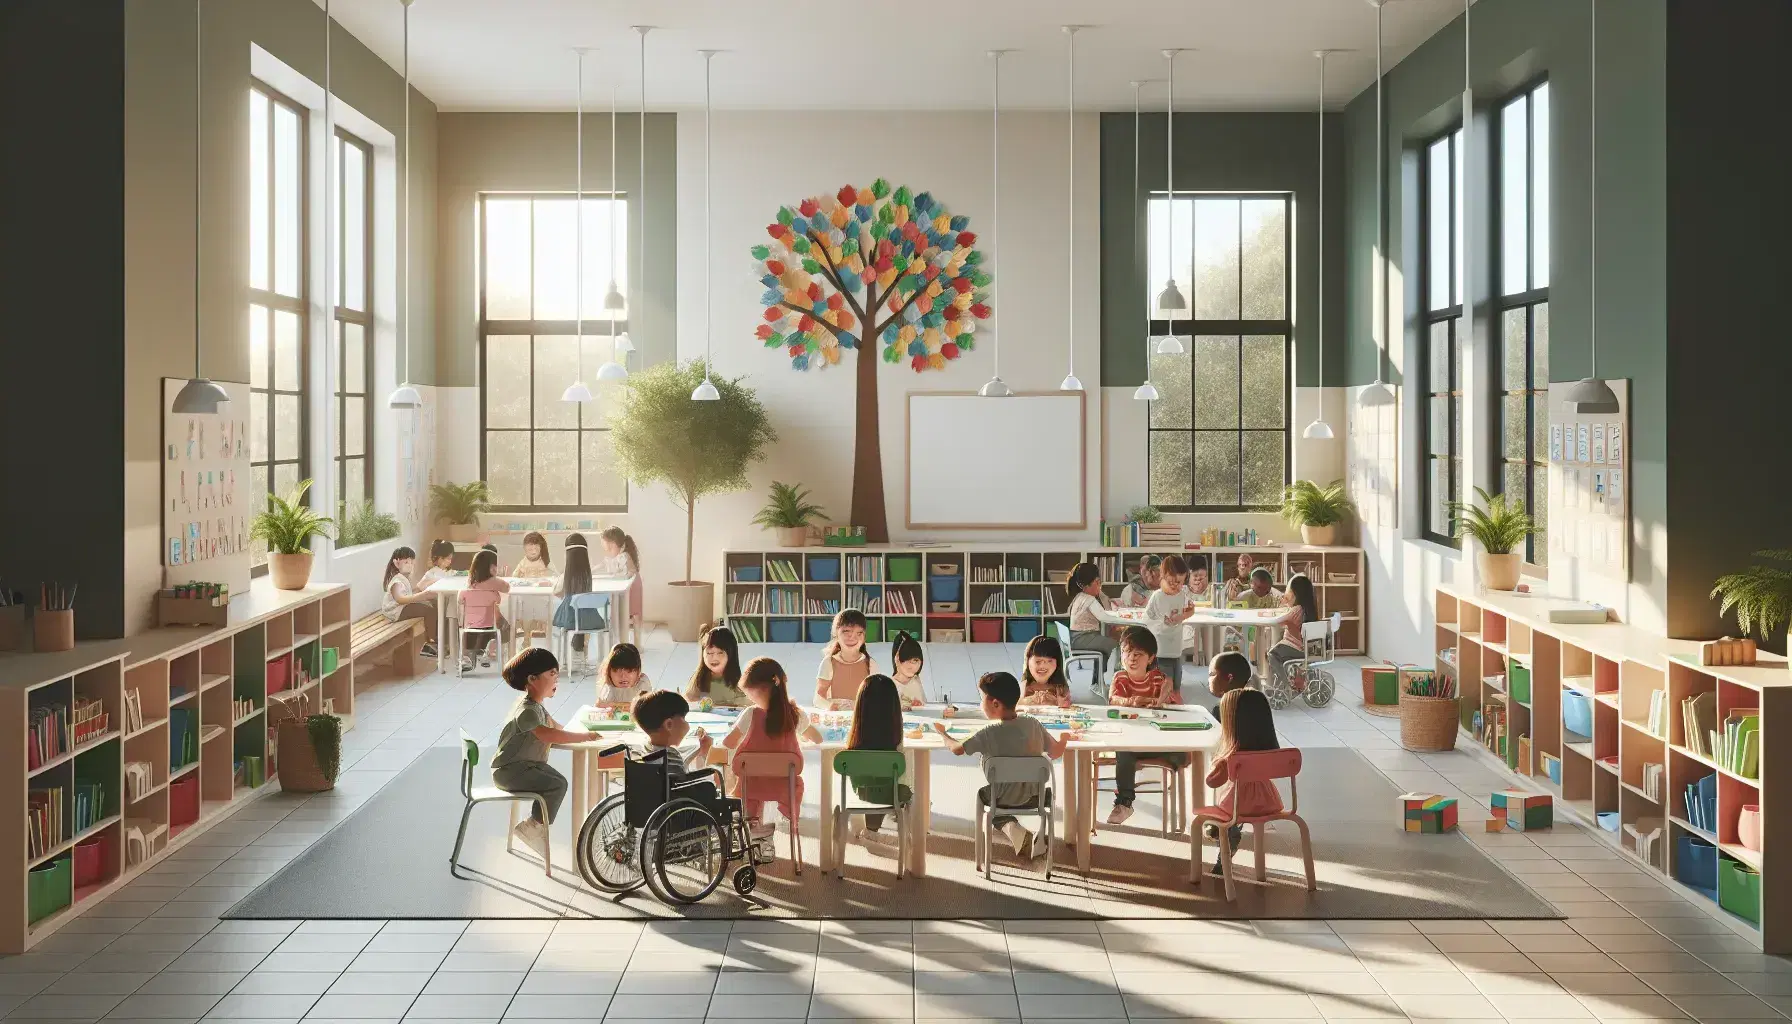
[
  {"x1": 1491, "y1": 790, "x2": 1553, "y2": 831},
  {"x1": 1401, "y1": 793, "x2": 1459, "y2": 833}
]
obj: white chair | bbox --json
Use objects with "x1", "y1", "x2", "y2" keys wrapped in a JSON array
[
  {"x1": 974, "y1": 755, "x2": 1055, "y2": 881},
  {"x1": 555, "y1": 592, "x2": 613, "y2": 673},
  {"x1": 451, "y1": 730, "x2": 551, "y2": 876},
  {"x1": 457, "y1": 590, "x2": 507, "y2": 677},
  {"x1": 1051, "y1": 620, "x2": 1108, "y2": 702}
]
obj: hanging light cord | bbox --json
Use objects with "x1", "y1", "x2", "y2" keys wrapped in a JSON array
[
  {"x1": 1375, "y1": 0, "x2": 1385, "y2": 383},
  {"x1": 637, "y1": 27, "x2": 648, "y2": 358},
  {"x1": 608, "y1": 68, "x2": 618, "y2": 335},
  {"x1": 574, "y1": 49, "x2": 584, "y2": 384},
  {"x1": 1065, "y1": 30, "x2": 1075, "y2": 380},
  {"x1": 323, "y1": 0, "x2": 334, "y2": 480},
  {"x1": 1317, "y1": 51, "x2": 1325, "y2": 390},
  {"x1": 1135, "y1": 80, "x2": 1147, "y2": 383},
  {"x1": 1461, "y1": 0, "x2": 1472, "y2": 353},
  {"x1": 1164, "y1": 50, "x2": 1176, "y2": 323},
  {"x1": 1589, "y1": 0, "x2": 1598, "y2": 376},
  {"x1": 991, "y1": 51, "x2": 1002, "y2": 383},
  {"x1": 400, "y1": 0, "x2": 410, "y2": 388},
  {"x1": 193, "y1": 0, "x2": 203, "y2": 379},
  {"x1": 703, "y1": 51, "x2": 713, "y2": 381}
]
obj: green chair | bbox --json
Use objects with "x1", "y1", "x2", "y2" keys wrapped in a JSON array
[
  {"x1": 453, "y1": 729, "x2": 552, "y2": 877},
  {"x1": 831, "y1": 751, "x2": 909, "y2": 879}
]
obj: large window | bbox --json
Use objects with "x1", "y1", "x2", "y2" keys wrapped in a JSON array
[
  {"x1": 249, "y1": 85, "x2": 308, "y2": 567},
  {"x1": 1497, "y1": 81, "x2": 1550, "y2": 565},
  {"x1": 1420, "y1": 127, "x2": 1465, "y2": 545},
  {"x1": 479, "y1": 194, "x2": 629, "y2": 511},
  {"x1": 1145, "y1": 194, "x2": 1291, "y2": 511},
  {"x1": 333, "y1": 130, "x2": 373, "y2": 513}
]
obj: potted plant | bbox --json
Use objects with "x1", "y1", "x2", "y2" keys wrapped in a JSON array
[
  {"x1": 1280, "y1": 479, "x2": 1355, "y2": 546},
  {"x1": 1711, "y1": 551, "x2": 1792, "y2": 667},
  {"x1": 609, "y1": 359, "x2": 776, "y2": 641},
  {"x1": 336, "y1": 499, "x2": 402, "y2": 548},
  {"x1": 1128, "y1": 505, "x2": 1164, "y2": 524},
  {"x1": 752, "y1": 482, "x2": 828, "y2": 547},
  {"x1": 1449, "y1": 486, "x2": 1536, "y2": 592},
  {"x1": 250, "y1": 480, "x2": 335, "y2": 590},
  {"x1": 429, "y1": 481, "x2": 491, "y2": 542}
]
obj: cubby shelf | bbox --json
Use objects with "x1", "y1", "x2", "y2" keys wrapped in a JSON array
[{"x1": 1435, "y1": 585, "x2": 1786, "y2": 952}]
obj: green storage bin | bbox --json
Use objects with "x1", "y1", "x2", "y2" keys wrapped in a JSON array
[
  {"x1": 864, "y1": 619, "x2": 884, "y2": 644},
  {"x1": 29, "y1": 855, "x2": 72, "y2": 924},
  {"x1": 1508, "y1": 660, "x2": 1531, "y2": 704},
  {"x1": 886, "y1": 555, "x2": 922, "y2": 583},
  {"x1": 321, "y1": 647, "x2": 339, "y2": 674},
  {"x1": 1718, "y1": 858, "x2": 1761, "y2": 924}
]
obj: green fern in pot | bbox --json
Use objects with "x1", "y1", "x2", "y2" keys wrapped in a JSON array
[
  {"x1": 429, "y1": 481, "x2": 491, "y2": 542},
  {"x1": 1280, "y1": 479, "x2": 1354, "y2": 546},
  {"x1": 1711, "y1": 551, "x2": 1792, "y2": 656},
  {"x1": 753, "y1": 482, "x2": 828, "y2": 547},
  {"x1": 1449, "y1": 486, "x2": 1536, "y2": 591},
  {"x1": 250, "y1": 480, "x2": 335, "y2": 590}
]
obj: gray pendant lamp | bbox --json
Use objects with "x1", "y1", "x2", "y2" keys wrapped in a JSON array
[
  {"x1": 592, "y1": 54, "x2": 628, "y2": 382},
  {"x1": 1358, "y1": 0, "x2": 1395, "y2": 408},
  {"x1": 1302, "y1": 49, "x2": 1337, "y2": 440},
  {"x1": 561, "y1": 48, "x2": 596, "y2": 402},
  {"x1": 1132, "y1": 80, "x2": 1160, "y2": 402},
  {"x1": 1058, "y1": 26, "x2": 1086, "y2": 392},
  {"x1": 614, "y1": 25, "x2": 651, "y2": 359},
  {"x1": 387, "y1": 0, "x2": 422, "y2": 409},
  {"x1": 1153, "y1": 48, "x2": 1186, "y2": 356},
  {"x1": 1564, "y1": 0, "x2": 1619, "y2": 414},
  {"x1": 978, "y1": 48, "x2": 1014, "y2": 398},
  {"x1": 172, "y1": 0, "x2": 232, "y2": 414},
  {"x1": 690, "y1": 49, "x2": 720, "y2": 402}
]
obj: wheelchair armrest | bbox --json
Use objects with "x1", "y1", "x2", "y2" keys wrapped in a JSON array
[
  {"x1": 674, "y1": 766, "x2": 725, "y2": 790},
  {"x1": 599, "y1": 743, "x2": 629, "y2": 759}
]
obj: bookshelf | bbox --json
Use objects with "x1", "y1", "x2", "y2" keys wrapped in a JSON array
[
  {"x1": 0, "y1": 582, "x2": 354, "y2": 953},
  {"x1": 723, "y1": 544, "x2": 1365, "y2": 652},
  {"x1": 1435, "y1": 585, "x2": 1787, "y2": 952}
]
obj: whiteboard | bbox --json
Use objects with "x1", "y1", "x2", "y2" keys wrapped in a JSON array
[{"x1": 906, "y1": 392, "x2": 1086, "y2": 529}]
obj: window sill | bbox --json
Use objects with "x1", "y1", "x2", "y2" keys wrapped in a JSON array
[
  {"x1": 332, "y1": 539, "x2": 400, "y2": 561},
  {"x1": 1405, "y1": 536, "x2": 1464, "y2": 562}
]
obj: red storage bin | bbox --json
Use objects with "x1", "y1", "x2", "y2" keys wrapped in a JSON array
[
  {"x1": 170, "y1": 774, "x2": 200, "y2": 827},
  {"x1": 268, "y1": 655, "x2": 291, "y2": 693},
  {"x1": 970, "y1": 618, "x2": 1003, "y2": 643},
  {"x1": 73, "y1": 833, "x2": 110, "y2": 888}
]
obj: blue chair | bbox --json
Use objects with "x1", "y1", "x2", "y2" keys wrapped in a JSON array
[
  {"x1": 1051, "y1": 620, "x2": 1108, "y2": 702},
  {"x1": 555, "y1": 592, "x2": 612, "y2": 669}
]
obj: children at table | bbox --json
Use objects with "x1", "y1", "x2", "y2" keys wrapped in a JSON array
[
  {"x1": 1223, "y1": 552, "x2": 1260, "y2": 603},
  {"x1": 630, "y1": 690, "x2": 716, "y2": 788},
  {"x1": 595, "y1": 642, "x2": 652, "y2": 707},
  {"x1": 462, "y1": 549, "x2": 511, "y2": 671},
  {"x1": 1121, "y1": 554, "x2": 1162, "y2": 608},
  {"x1": 490, "y1": 648, "x2": 592, "y2": 859},
  {"x1": 889, "y1": 631, "x2": 928, "y2": 708},
  {"x1": 816, "y1": 609, "x2": 873, "y2": 707},
  {"x1": 1066, "y1": 562, "x2": 1129, "y2": 669},
  {"x1": 598, "y1": 527, "x2": 643, "y2": 640},
  {"x1": 1207, "y1": 650, "x2": 1254, "y2": 698},
  {"x1": 1018, "y1": 635, "x2": 1073, "y2": 708},
  {"x1": 1234, "y1": 566, "x2": 1282, "y2": 609},
  {"x1": 685, "y1": 625, "x2": 748, "y2": 707},
  {"x1": 1106, "y1": 626, "x2": 1185, "y2": 826},
  {"x1": 381, "y1": 546, "x2": 438, "y2": 659},
  {"x1": 553, "y1": 534, "x2": 602, "y2": 663},
  {"x1": 845, "y1": 673, "x2": 912, "y2": 836},
  {"x1": 932, "y1": 672, "x2": 1076, "y2": 860},
  {"x1": 1203, "y1": 687, "x2": 1284, "y2": 875},
  {"x1": 513, "y1": 530, "x2": 553, "y2": 578},
  {"x1": 1142, "y1": 555, "x2": 1198, "y2": 689},
  {"x1": 725, "y1": 657, "x2": 823, "y2": 841},
  {"x1": 419, "y1": 539, "x2": 457, "y2": 590}
]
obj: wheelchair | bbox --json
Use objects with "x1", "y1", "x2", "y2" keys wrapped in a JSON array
[
  {"x1": 1262, "y1": 613, "x2": 1341, "y2": 711},
  {"x1": 574, "y1": 744, "x2": 766, "y2": 904}
]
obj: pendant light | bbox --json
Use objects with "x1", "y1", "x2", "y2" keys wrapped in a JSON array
[
  {"x1": 1564, "y1": 0, "x2": 1619, "y2": 414},
  {"x1": 560, "y1": 48, "x2": 596, "y2": 402},
  {"x1": 690, "y1": 49, "x2": 720, "y2": 402},
  {"x1": 615, "y1": 25, "x2": 651, "y2": 359},
  {"x1": 977, "y1": 48, "x2": 1014, "y2": 398},
  {"x1": 1153, "y1": 47, "x2": 1187, "y2": 358},
  {"x1": 1358, "y1": 0, "x2": 1395, "y2": 408},
  {"x1": 592, "y1": 55, "x2": 628, "y2": 382},
  {"x1": 1302, "y1": 50, "x2": 1337, "y2": 440},
  {"x1": 1131, "y1": 79, "x2": 1160, "y2": 402},
  {"x1": 387, "y1": 0, "x2": 422, "y2": 409},
  {"x1": 172, "y1": 0, "x2": 231, "y2": 414},
  {"x1": 1058, "y1": 26, "x2": 1086, "y2": 392}
]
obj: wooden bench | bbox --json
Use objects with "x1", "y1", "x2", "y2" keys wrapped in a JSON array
[{"x1": 351, "y1": 612, "x2": 426, "y2": 679}]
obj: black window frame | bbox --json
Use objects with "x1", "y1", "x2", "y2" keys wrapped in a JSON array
[
  {"x1": 1493, "y1": 78, "x2": 1550, "y2": 567},
  {"x1": 333, "y1": 128, "x2": 374, "y2": 518},
  {"x1": 1420, "y1": 126, "x2": 1464, "y2": 548}
]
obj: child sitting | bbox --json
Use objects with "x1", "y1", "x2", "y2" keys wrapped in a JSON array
[
  {"x1": 1203, "y1": 687, "x2": 1284, "y2": 876},
  {"x1": 595, "y1": 642, "x2": 652, "y2": 707},
  {"x1": 490, "y1": 648, "x2": 593, "y2": 859},
  {"x1": 1017, "y1": 635, "x2": 1073, "y2": 708},
  {"x1": 630, "y1": 689, "x2": 716, "y2": 784},
  {"x1": 816, "y1": 609, "x2": 873, "y2": 707},
  {"x1": 1106, "y1": 627, "x2": 1186, "y2": 826},
  {"x1": 685, "y1": 625, "x2": 748, "y2": 707},
  {"x1": 724, "y1": 657, "x2": 823, "y2": 841},
  {"x1": 1265, "y1": 574, "x2": 1320, "y2": 699},
  {"x1": 461, "y1": 549, "x2": 511, "y2": 671},
  {"x1": 513, "y1": 530, "x2": 553, "y2": 578},
  {"x1": 418, "y1": 538, "x2": 457, "y2": 589},
  {"x1": 1234, "y1": 566, "x2": 1282, "y2": 609},
  {"x1": 553, "y1": 534, "x2": 601, "y2": 664},
  {"x1": 380, "y1": 546, "x2": 438, "y2": 659},
  {"x1": 1207, "y1": 650, "x2": 1255, "y2": 699},
  {"x1": 889, "y1": 631, "x2": 928, "y2": 708},
  {"x1": 1121, "y1": 555, "x2": 1162, "y2": 608},
  {"x1": 1066, "y1": 562, "x2": 1129, "y2": 671},
  {"x1": 1143, "y1": 555, "x2": 1198, "y2": 689},
  {"x1": 598, "y1": 527, "x2": 643, "y2": 640},
  {"x1": 845, "y1": 674, "x2": 912, "y2": 837},
  {"x1": 933, "y1": 672, "x2": 1076, "y2": 860}
]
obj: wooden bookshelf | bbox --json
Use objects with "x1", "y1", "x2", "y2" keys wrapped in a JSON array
[
  {"x1": 1435, "y1": 585, "x2": 1787, "y2": 952},
  {"x1": 0, "y1": 582, "x2": 354, "y2": 953},
  {"x1": 722, "y1": 544, "x2": 1366, "y2": 653}
]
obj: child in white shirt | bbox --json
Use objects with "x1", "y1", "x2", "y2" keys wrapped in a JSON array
[
  {"x1": 890, "y1": 631, "x2": 928, "y2": 708},
  {"x1": 595, "y1": 642, "x2": 653, "y2": 707},
  {"x1": 1143, "y1": 554, "x2": 1198, "y2": 689}
]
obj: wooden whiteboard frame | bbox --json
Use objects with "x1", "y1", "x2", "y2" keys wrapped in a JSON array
[{"x1": 904, "y1": 390, "x2": 1087, "y2": 531}]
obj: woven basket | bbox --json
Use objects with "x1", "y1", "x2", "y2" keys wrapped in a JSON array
[
  {"x1": 1400, "y1": 692, "x2": 1461, "y2": 752},
  {"x1": 271, "y1": 692, "x2": 336, "y2": 793}
]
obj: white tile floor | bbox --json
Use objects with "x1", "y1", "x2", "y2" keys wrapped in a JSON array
[{"x1": 3, "y1": 634, "x2": 1785, "y2": 1023}]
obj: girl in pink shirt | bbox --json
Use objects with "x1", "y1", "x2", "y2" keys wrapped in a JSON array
[
  {"x1": 724, "y1": 657, "x2": 821, "y2": 841},
  {"x1": 460, "y1": 549, "x2": 511, "y2": 671},
  {"x1": 1203, "y1": 687, "x2": 1283, "y2": 875}
]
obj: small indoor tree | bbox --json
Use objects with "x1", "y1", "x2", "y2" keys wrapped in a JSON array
[{"x1": 609, "y1": 359, "x2": 776, "y2": 639}]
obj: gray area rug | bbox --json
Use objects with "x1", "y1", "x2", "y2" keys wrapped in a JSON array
[{"x1": 225, "y1": 746, "x2": 1558, "y2": 922}]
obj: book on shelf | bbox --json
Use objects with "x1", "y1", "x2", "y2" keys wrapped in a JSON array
[
  {"x1": 170, "y1": 707, "x2": 197, "y2": 767},
  {"x1": 1713, "y1": 710, "x2": 1759, "y2": 779},
  {"x1": 1091, "y1": 555, "x2": 1120, "y2": 581},
  {"x1": 1680, "y1": 691, "x2": 1715, "y2": 757},
  {"x1": 28, "y1": 703, "x2": 68, "y2": 769},
  {"x1": 970, "y1": 566, "x2": 1004, "y2": 583},
  {"x1": 1647, "y1": 688, "x2": 1670, "y2": 737},
  {"x1": 1682, "y1": 774, "x2": 1717, "y2": 832},
  {"x1": 1005, "y1": 567, "x2": 1037, "y2": 582},
  {"x1": 980, "y1": 592, "x2": 1004, "y2": 614},
  {"x1": 884, "y1": 590, "x2": 919, "y2": 615},
  {"x1": 766, "y1": 559, "x2": 802, "y2": 583},
  {"x1": 27, "y1": 786, "x2": 65, "y2": 859},
  {"x1": 72, "y1": 781, "x2": 105, "y2": 834},
  {"x1": 805, "y1": 598, "x2": 841, "y2": 615},
  {"x1": 124, "y1": 762, "x2": 153, "y2": 802},
  {"x1": 727, "y1": 617, "x2": 765, "y2": 643},
  {"x1": 845, "y1": 555, "x2": 883, "y2": 582},
  {"x1": 726, "y1": 591, "x2": 764, "y2": 615},
  {"x1": 122, "y1": 689, "x2": 145, "y2": 734},
  {"x1": 1624, "y1": 820, "x2": 1664, "y2": 863},
  {"x1": 1642, "y1": 761, "x2": 1663, "y2": 800}
]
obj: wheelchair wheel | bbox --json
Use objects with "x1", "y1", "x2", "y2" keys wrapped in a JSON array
[
  {"x1": 732, "y1": 865, "x2": 758, "y2": 896},
  {"x1": 576, "y1": 793, "x2": 644, "y2": 893},
  {"x1": 643, "y1": 799, "x2": 727, "y2": 905},
  {"x1": 1261, "y1": 672, "x2": 1294, "y2": 711},
  {"x1": 1304, "y1": 668, "x2": 1336, "y2": 708}
]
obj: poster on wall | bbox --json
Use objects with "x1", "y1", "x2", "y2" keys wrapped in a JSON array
[
  {"x1": 161, "y1": 378, "x2": 252, "y2": 596},
  {"x1": 398, "y1": 385, "x2": 437, "y2": 532},
  {"x1": 1547, "y1": 379, "x2": 1630, "y2": 582},
  {"x1": 1345, "y1": 386, "x2": 1400, "y2": 529}
]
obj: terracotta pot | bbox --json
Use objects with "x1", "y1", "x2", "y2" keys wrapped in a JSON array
[
  {"x1": 268, "y1": 552, "x2": 314, "y2": 590},
  {"x1": 1479, "y1": 551, "x2": 1521, "y2": 591},
  {"x1": 1300, "y1": 524, "x2": 1336, "y2": 546},
  {"x1": 447, "y1": 523, "x2": 480, "y2": 543},
  {"x1": 665, "y1": 581, "x2": 714, "y2": 643},
  {"x1": 775, "y1": 526, "x2": 808, "y2": 548}
]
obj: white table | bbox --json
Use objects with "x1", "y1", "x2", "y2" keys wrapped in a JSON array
[
  {"x1": 1115, "y1": 605, "x2": 1287, "y2": 680},
  {"x1": 423, "y1": 575, "x2": 634, "y2": 673}
]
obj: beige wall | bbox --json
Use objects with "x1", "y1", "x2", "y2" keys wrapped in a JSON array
[{"x1": 123, "y1": 0, "x2": 437, "y2": 633}]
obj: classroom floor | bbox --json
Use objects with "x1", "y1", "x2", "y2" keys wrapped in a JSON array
[{"x1": 3, "y1": 634, "x2": 1786, "y2": 1024}]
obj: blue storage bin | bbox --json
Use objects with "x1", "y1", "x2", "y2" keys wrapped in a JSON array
[
  {"x1": 806, "y1": 556, "x2": 841, "y2": 582},
  {"x1": 805, "y1": 618, "x2": 833, "y2": 643},
  {"x1": 1676, "y1": 835, "x2": 1719, "y2": 896},
  {"x1": 1006, "y1": 618, "x2": 1042, "y2": 644},
  {"x1": 1563, "y1": 689, "x2": 1593, "y2": 738},
  {"x1": 1596, "y1": 811, "x2": 1621, "y2": 832},
  {"x1": 928, "y1": 576, "x2": 963, "y2": 603},
  {"x1": 732, "y1": 566, "x2": 763, "y2": 582},
  {"x1": 767, "y1": 618, "x2": 802, "y2": 643}
]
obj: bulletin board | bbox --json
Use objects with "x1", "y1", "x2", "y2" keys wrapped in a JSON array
[
  {"x1": 905, "y1": 391, "x2": 1086, "y2": 530},
  {"x1": 1546, "y1": 379, "x2": 1630, "y2": 581},
  {"x1": 1346, "y1": 386, "x2": 1400, "y2": 529},
  {"x1": 161, "y1": 378, "x2": 252, "y2": 595}
]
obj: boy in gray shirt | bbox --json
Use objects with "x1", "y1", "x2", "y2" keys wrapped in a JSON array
[
  {"x1": 491, "y1": 648, "x2": 594, "y2": 860},
  {"x1": 934, "y1": 672, "x2": 1077, "y2": 860}
]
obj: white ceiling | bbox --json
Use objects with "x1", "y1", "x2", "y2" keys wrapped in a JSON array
[{"x1": 321, "y1": 0, "x2": 1468, "y2": 113}]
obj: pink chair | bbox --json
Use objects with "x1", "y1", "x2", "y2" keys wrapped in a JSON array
[
  {"x1": 1187, "y1": 747, "x2": 1316, "y2": 899},
  {"x1": 457, "y1": 589, "x2": 506, "y2": 676},
  {"x1": 730, "y1": 752, "x2": 804, "y2": 873}
]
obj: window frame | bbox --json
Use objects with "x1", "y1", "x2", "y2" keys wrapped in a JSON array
[
  {"x1": 476, "y1": 192, "x2": 631, "y2": 514},
  {"x1": 1493, "y1": 78, "x2": 1550, "y2": 567},
  {"x1": 333, "y1": 128, "x2": 374, "y2": 516},
  {"x1": 1144, "y1": 191, "x2": 1295, "y2": 513},
  {"x1": 1419, "y1": 126, "x2": 1464, "y2": 548}
]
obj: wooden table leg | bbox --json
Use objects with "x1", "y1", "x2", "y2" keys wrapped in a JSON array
[
  {"x1": 569, "y1": 749, "x2": 587, "y2": 852},
  {"x1": 1060, "y1": 749, "x2": 1080, "y2": 856},
  {"x1": 819, "y1": 753, "x2": 836, "y2": 873},
  {"x1": 435, "y1": 597, "x2": 447, "y2": 674},
  {"x1": 908, "y1": 749, "x2": 929, "y2": 877}
]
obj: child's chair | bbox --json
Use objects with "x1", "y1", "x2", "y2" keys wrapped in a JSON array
[
  {"x1": 831, "y1": 751, "x2": 909, "y2": 880},
  {"x1": 974, "y1": 756, "x2": 1055, "y2": 881},
  {"x1": 731, "y1": 752, "x2": 804, "y2": 872},
  {"x1": 1051, "y1": 621, "x2": 1109, "y2": 702},
  {"x1": 555, "y1": 593, "x2": 612, "y2": 671},
  {"x1": 457, "y1": 590, "x2": 507, "y2": 677},
  {"x1": 1187, "y1": 747, "x2": 1315, "y2": 900},
  {"x1": 452, "y1": 729, "x2": 551, "y2": 877},
  {"x1": 1090, "y1": 754, "x2": 1187, "y2": 836}
]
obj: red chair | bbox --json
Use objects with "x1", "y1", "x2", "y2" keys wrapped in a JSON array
[
  {"x1": 1187, "y1": 747, "x2": 1316, "y2": 899},
  {"x1": 730, "y1": 752, "x2": 804, "y2": 873}
]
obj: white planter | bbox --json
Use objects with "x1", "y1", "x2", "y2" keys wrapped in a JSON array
[{"x1": 664, "y1": 581, "x2": 715, "y2": 643}]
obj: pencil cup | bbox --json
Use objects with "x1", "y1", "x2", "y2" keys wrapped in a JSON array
[
  {"x1": 34, "y1": 609, "x2": 74, "y2": 653},
  {"x1": 0, "y1": 605, "x2": 24, "y2": 651}
]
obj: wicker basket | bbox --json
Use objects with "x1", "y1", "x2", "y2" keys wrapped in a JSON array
[{"x1": 1400, "y1": 692, "x2": 1461, "y2": 752}]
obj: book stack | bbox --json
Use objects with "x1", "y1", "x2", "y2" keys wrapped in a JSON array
[
  {"x1": 1647, "y1": 689, "x2": 1670, "y2": 737},
  {"x1": 1713, "y1": 711, "x2": 1760, "y2": 779},
  {"x1": 971, "y1": 566, "x2": 1004, "y2": 583},
  {"x1": 845, "y1": 556, "x2": 882, "y2": 582},
  {"x1": 1680, "y1": 691, "x2": 1716, "y2": 757},
  {"x1": 766, "y1": 559, "x2": 801, "y2": 583},
  {"x1": 28, "y1": 703, "x2": 68, "y2": 770},
  {"x1": 979, "y1": 592, "x2": 1005, "y2": 614},
  {"x1": 1625, "y1": 820, "x2": 1664, "y2": 864},
  {"x1": 170, "y1": 707, "x2": 197, "y2": 769},
  {"x1": 726, "y1": 590, "x2": 764, "y2": 615},
  {"x1": 1005, "y1": 566, "x2": 1037, "y2": 582},
  {"x1": 884, "y1": 590, "x2": 919, "y2": 615},
  {"x1": 1100, "y1": 521, "x2": 1141, "y2": 547},
  {"x1": 72, "y1": 781, "x2": 105, "y2": 834},
  {"x1": 1138, "y1": 522, "x2": 1181, "y2": 547},
  {"x1": 1091, "y1": 555, "x2": 1120, "y2": 581},
  {"x1": 845, "y1": 587, "x2": 883, "y2": 613},
  {"x1": 1682, "y1": 774, "x2": 1718, "y2": 832},
  {"x1": 1008, "y1": 599, "x2": 1042, "y2": 615},
  {"x1": 124, "y1": 762, "x2": 154, "y2": 801},
  {"x1": 1479, "y1": 702, "x2": 1509, "y2": 758},
  {"x1": 1642, "y1": 761, "x2": 1664, "y2": 800},
  {"x1": 71, "y1": 698, "x2": 109, "y2": 747},
  {"x1": 231, "y1": 698, "x2": 257, "y2": 721},
  {"x1": 236, "y1": 756, "x2": 265, "y2": 789},
  {"x1": 804, "y1": 597, "x2": 841, "y2": 615},
  {"x1": 27, "y1": 787, "x2": 65, "y2": 858},
  {"x1": 726, "y1": 618, "x2": 765, "y2": 642},
  {"x1": 122, "y1": 690, "x2": 145, "y2": 734}
]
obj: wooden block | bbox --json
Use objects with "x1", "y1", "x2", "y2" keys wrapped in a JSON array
[
  {"x1": 1491, "y1": 789, "x2": 1553, "y2": 831},
  {"x1": 1485, "y1": 818, "x2": 1506, "y2": 833},
  {"x1": 1401, "y1": 793, "x2": 1458, "y2": 833}
]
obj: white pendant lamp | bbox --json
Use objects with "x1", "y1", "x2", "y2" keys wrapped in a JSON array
[
  {"x1": 561, "y1": 47, "x2": 596, "y2": 403},
  {"x1": 1565, "y1": 0, "x2": 1620, "y2": 414},
  {"x1": 691, "y1": 48, "x2": 720, "y2": 402},
  {"x1": 591, "y1": 56, "x2": 628, "y2": 382},
  {"x1": 387, "y1": 0, "x2": 421, "y2": 409},
  {"x1": 173, "y1": 0, "x2": 231, "y2": 415},
  {"x1": 1358, "y1": 0, "x2": 1394, "y2": 408},
  {"x1": 978, "y1": 48, "x2": 1013, "y2": 399},
  {"x1": 1131, "y1": 79, "x2": 1160, "y2": 402},
  {"x1": 1303, "y1": 49, "x2": 1337, "y2": 441},
  {"x1": 1058, "y1": 26, "x2": 1086, "y2": 392},
  {"x1": 1154, "y1": 47, "x2": 1188, "y2": 355},
  {"x1": 615, "y1": 25, "x2": 651, "y2": 359}
]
